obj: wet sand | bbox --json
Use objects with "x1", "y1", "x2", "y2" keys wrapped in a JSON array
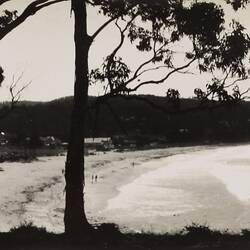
[
  {"x1": 103, "y1": 145, "x2": 250, "y2": 233},
  {"x1": 1, "y1": 144, "x2": 249, "y2": 233}
]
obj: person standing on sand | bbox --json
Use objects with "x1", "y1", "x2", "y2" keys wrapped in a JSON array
[{"x1": 95, "y1": 174, "x2": 98, "y2": 183}]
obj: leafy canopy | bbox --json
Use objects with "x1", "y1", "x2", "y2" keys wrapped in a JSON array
[{"x1": 89, "y1": 0, "x2": 250, "y2": 104}]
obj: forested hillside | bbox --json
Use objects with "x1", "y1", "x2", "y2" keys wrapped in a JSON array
[{"x1": 0, "y1": 95, "x2": 250, "y2": 144}]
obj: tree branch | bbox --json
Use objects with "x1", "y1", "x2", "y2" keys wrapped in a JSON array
[
  {"x1": 122, "y1": 43, "x2": 170, "y2": 88},
  {"x1": 105, "y1": 16, "x2": 137, "y2": 92},
  {"x1": 241, "y1": 88, "x2": 250, "y2": 99},
  {"x1": 0, "y1": 75, "x2": 31, "y2": 119},
  {"x1": 133, "y1": 43, "x2": 165, "y2": 77},
  {"x1": 91, "y1": 3, "x2": 138, "y2": 41},
  {"x1": 0, "y1": 0, "x2": 10, "y2": 6},
  {"x1": 119, "y1": 95, "x2": 237, "y2": 115},
  {"x1": 92, "y1": 93, "x2": 236, "y2": 122},
  {"x1": 136, "y1": 65, "x2": 169, "y2": 77},
  {"x1": 91, "y1": 15, "x2": 118, "y2": 41},
  {"x1": 106, "y1": 19, "x2": 125, "y2": 92},
  {"x1": 127, "y1": 57, "x2": 197, "y2": 92},
  {"x1": 0, "y1": 0, "x2": 68, "y2": 40},
  {"x1": 225, "y1": 76, "x2": 250, "y2": 88}
]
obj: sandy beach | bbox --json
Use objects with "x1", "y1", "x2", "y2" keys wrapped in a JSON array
[
  {"x1": 1, "y1": 144, "x2": 250, "y2": 233},
  {"x1": 102, "y1": 144, "x2": 250, "y2": 233},
  {"x1": 0, "y1": 146, "x2": 205, "y2": 233}
]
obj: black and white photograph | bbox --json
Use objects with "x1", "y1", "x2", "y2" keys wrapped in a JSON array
[{"x1": 1, "y1": 0, "x2": 250, "y2": 249}]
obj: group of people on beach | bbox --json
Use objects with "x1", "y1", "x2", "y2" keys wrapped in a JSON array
[
  {"x1": 63, "y1": 160, "x2": 136, "y2": 184},
  {"x1": 90, "y1": 161, "x2": 135, "y2": 183},
  {"x1": 91, "y1": 174, "x2": 98, "y2": 183}
]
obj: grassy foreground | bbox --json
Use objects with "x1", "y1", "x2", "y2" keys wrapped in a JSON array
[{"x1": 1, "y1": 223, "x2": 250, "y2": 250}]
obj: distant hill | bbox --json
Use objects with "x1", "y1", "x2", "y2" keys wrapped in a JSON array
[{"x1": 1, "y1": 95, "x2": 250, "y2": 144}]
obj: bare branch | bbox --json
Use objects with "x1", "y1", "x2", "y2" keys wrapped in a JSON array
[
  {"x1": 136, "y1": 65, "x2": 169, "y2": 77},
  {"x1": 10, "y1": 71, "x2": 24, "y2": 91},
  {"x1": 0, "y1": 74, "x2": 31, "y2": 119},
  {"x1": 133, "y1": 43, "x2": 165, "y2": 78},
  {"x1": 127, "y1": 57, "x2": 197, "y2": 92},
  {"x1": 122, "y1": 43, "x2": 171, "y2": 89},
  {"x1": 91, "y1": 15, "x2": 118, "y2": 41},
  {"x1": 241, "y1": 88, "x2": 250, "y2": 99},
  {"x1": 91, "y1": 3, "x2": 138, "y2": 41},
  {"x1": 225, "y1": 77, "x2": 250, "y2": 88},
  {"x1": 12, "y1": 81, "x2": 32, "y2": 101}
]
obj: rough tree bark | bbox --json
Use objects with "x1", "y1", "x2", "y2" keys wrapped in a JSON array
[{"x1": 64, "y1": 0, "x2": 92, "y2": 235}]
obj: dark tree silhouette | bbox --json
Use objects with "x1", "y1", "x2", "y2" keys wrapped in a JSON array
[
  {"x1": 1, "y1": 0, "x2": 250, "y2": 236},
  {"x1": 64, "y1": 0, "x2": 92, "y2": 235},
  {"x1": 0, "y1": 0, "x2": 68, "y2": 40},
  {"x1": 67, "y1": 0, "x2": 250, "y2": 235}
]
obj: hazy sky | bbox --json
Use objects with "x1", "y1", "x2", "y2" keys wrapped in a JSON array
[{"x1": 0, "y1": 0, "x2": 250, "y2": 101}]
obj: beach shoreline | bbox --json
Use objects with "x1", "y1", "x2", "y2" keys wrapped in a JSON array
[
  {"x1": 100, "y1": 144, "x2": 250, "y2": 234},
  {"x1": 85, "y1": 146, "x2": 213, "y2": 221},
  {"x1": 2, "y1": 143, "x2": 250, "y2": 233},
  {"x1": 0, "y1": 145, "x2": 210, "y2": 232}
]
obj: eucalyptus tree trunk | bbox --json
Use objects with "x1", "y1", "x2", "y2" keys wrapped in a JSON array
[{"x1": 64, "y1": 0, "x2": 92, "y2": 235}]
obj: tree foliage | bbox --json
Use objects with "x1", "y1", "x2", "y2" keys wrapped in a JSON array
[
  {"x1": 1, "y1": 0, "x2": 250, "y2": 235},
  {"x1": 227, "y1": 0, "x2": 250, "y2": 10},
  {"x1": 89, "y1": 0, "x2": 250, "y2": 108},
  {"x1": 0, "y1": 10, "x2": 17, "y2": 28}
]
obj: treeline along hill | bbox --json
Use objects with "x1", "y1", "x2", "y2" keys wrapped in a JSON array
[{"x1": 0, "y1": 95, "x2": 250, "y2": 145}]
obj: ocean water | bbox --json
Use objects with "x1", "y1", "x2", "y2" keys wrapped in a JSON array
[
  {"x1": 102, "y1": 145, "x2": 250, "y2": 233},
  {"x1": 2, "y1": 145, "x2": 250, "y2": 233}
]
